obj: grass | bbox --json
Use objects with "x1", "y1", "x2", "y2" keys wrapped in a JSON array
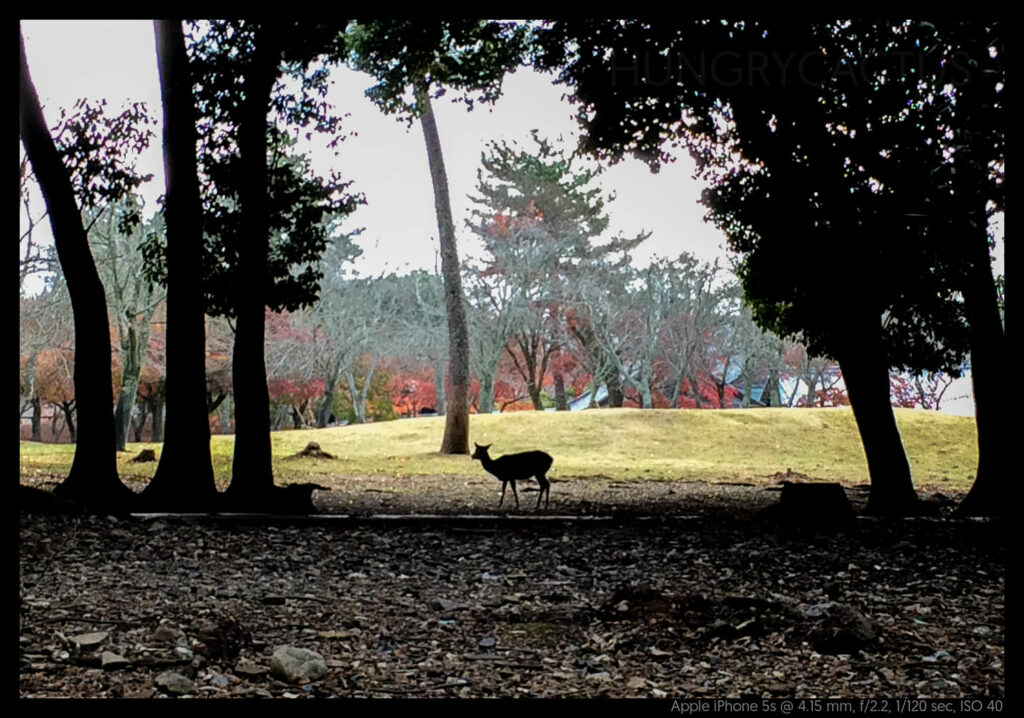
[{"x1": 19, "y1": 407, "x2": 980, "y2": 492}]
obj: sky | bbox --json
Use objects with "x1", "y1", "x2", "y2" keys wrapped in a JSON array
[{"x1": 19, "y1": 19, "x2": 732, "y2": 283}]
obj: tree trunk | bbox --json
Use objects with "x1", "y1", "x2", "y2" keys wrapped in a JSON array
[
  {"x1": 150, "y1": 390, "x2": 166, "y2": 442},
  {"x1": 433, "y1": 360, "x2": 446, "y2": 417},
  {"x1": 345, "y1": 370, "x2": 367, "y2": 424},
  {"x1": 114, "y1": 323, "x2": 143, "y2": 452},
  {"x1": 140, "y1": 20, "x2": 219, "y2": 511},
  {"x1": 51, "y1": 406, "x2": 65, "y2": 443},
  {"x1": 837, "y1": 337, "x2": 918, "y2": 516},
  {"x1": 553, "y1": 372, "x2": 569, "y2": 411},
  {"x1": 689, "y1": 373, "x2": 704, "y2": 409},
  {"x1": 62, "y1": 401, "x2": 77, "y2": 444},
  {"x1": 957, "y1": 225, "x2": 1007, "y2": 517},
  {"x1": 20, "y1": 29, "x2": 134, "y2": 511},
  {"x1": 133, "y1": 402, "x2": 148, "y2": 442},
  {"x1": 223, "y1": 30, "x2": 280, "y2": 510},
  {"x1": 478, "y1": 372, "x2": 495, "y2": 414},
  {"x1": 604, "y1": 367, "x2": 624, "y2": 408},
  {"x1": 316, "y1": 369, "x2": 338, "y2": 428},
  {"x1": 219, "y1": 393, "x2": 232, "y2": 434},
  {"x1": 417, "y1": 83, "x2": 470, "y2": 454},
  {"x1": 30, "y1": 396, "x2": 43, "y2": 442}
]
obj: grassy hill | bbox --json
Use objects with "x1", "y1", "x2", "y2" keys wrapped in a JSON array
[{"x1": 20, "y1": 407, "x2": 979, "y2": 493}]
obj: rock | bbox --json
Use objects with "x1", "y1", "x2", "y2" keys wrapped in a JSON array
[
  {"x1": 269, "y1": 646, "x2": 327, "y2": 684},
  {"x1": 234, "y1": 659, "x2": 268, "y2": 677},
  {"x1": 478, "y1": 637, "x2": 496, "y2": 649},
  {"x1": 100, "y1": 651, "x2": 130, "y2": 669},
  {"x1": 70, "y1": 631, "x2": 109, "y2": 649},
  {"x1": 155, "y1": 670, "x2": 196, "y2": 695},
  {"x1": 802, "y1": 602, "x2": 876, "y2": 654},
  {"x1": 152, "y1": 625, "x2": 181, "y2": 643}
]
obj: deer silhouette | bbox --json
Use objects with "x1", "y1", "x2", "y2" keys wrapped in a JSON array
[{"x1": 471, "y1": 443, "x2": 553, "y2": 510}]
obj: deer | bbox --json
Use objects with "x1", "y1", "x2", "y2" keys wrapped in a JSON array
[{"x1": 471, "y1": 443, "x2": 553, "y2": 510}]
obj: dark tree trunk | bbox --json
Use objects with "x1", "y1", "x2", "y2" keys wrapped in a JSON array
[
  {"x1": 957, "y1": 224, "x2": 1007, "y2": 517},
  {"x1": 837, "y1": 337, "x2": 918, "y2": 516},
  {"x1": 605, "y1": 367, "x2": 624, "y2": 408},
  {"x1": 61, "y1": 401, "x2": 77, "y2": 444},
  {"x1": 224, "y1": 30, "x2": 280, "y2": 508},
  {"x1": 689, "y1": 373, "x2": 704, "y2": 409},
  {"x1": 30, "y1": 397, "x2": 43, "y2": 442},
  {"x1": 133, "y1": 402, "x2": 148, "y2": 442},
  {"x1": 150, "y1": 391, "x2": 166, "y2": 442},
  {"x1": 553, "y1": 371, "x2": 569, "y2": 411},
  {"x1": 140, "y1": 20, "x2": 219, "y2": 511},
  {"x1": 417, "y1": 84, "x2": 470, "y2": 454},
  {"x1": 20, "y1": 29, "x2": 134, "y2": 511}
]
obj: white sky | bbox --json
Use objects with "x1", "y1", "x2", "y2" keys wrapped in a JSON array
[{"x1": 19, "y1": 19, "x2": 731, "y2": 283}]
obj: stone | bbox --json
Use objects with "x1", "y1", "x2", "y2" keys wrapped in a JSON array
[
  {"x1": 269, "y1": 646, "x2": 327, "y2": 684},
  {"x1": 70, "y1": 631, "x2": 109, "y2": 649},
  {"x1": 100, "y1": 651, "x2": 130, "y2": 669},
  {"x1": 802, "y1": 602, "x2": 876, "y2": 654},
  {"x1": 155, "y1": 670, "x2": 196, "y2": 695}
]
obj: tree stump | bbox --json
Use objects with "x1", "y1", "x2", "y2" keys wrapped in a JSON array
[
  {"x1": 131, "y1": 449, "x2": 158, "y2": 463},
  {"x1": 293, "y1": 442, "x2": 336, "y2": 459},
  {"x1": 770, "y1": 482, "x2": 856, "y2": 526}
]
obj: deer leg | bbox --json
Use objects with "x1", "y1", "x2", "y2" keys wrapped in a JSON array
[
  {"x1": 510, "y1": 480, "x2": 519, "y2": 508},
  {"x1": 536, "y1": 473, "x2": 550, "y2": 510},
  {"x1": 499, "y1": 481, "x2": 507, "y2": 507}
]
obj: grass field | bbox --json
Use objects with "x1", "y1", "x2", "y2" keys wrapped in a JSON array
[{"x1": 19, "y1": 407, "x2": 980, "y2": 493}]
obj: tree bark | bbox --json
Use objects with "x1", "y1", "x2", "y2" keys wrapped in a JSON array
[
  {"x1": 416, "y1": 83, "x2": 470, "y2": 454},
  {"x1": 140, "y1": 20, "x2": 219, "y2": 511},
  {"x1": 114, "y1": 324, "x2": 144, "y2": 451},
  {"x1": 223, "y1": 29, "x2": 280, "y2": 509},
  {"x1": 478, "y1": 372, "x2": 495, "y2": 414},
  {"x1": 957, "y1": 224, "x2": 1007, "y2": 517},
  {"x1": 553, "y1": 371, "x2": 569, "y2": 411},
  {"x1": 433, "y1": 360, "x2": 446, "y2": 417},
  {"x1": 30, "y1": 396, "x2": 43, "y2": 442},
  {"x1": 20, "y1": 28, "x2": 135, "y2": 511},
  {"x1": 837, "y1": 336, "x2": 918, "y2": 516},
  {"x1": 604, "y1": 366, "x2": 624, "y2": 408}
]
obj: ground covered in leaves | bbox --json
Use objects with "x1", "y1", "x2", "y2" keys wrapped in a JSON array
[{"x1": 19, "y1": 479, "x2": 1004, "y2": 699}]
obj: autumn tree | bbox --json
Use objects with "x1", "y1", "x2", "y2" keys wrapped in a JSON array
[
  {"x1": 346, "y1": 19, "x2": 528, "y2": 453},
  {"x1": 467, "y1": 132, "x2": 646, "y2": 410}
]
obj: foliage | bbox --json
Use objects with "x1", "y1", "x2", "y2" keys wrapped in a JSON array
[
  {"x1": 344, "y1": 19, "x2": 529, "y2": 120},
  {"x1": 140, "y1": 21, "x2": 363, "y2": 319}
]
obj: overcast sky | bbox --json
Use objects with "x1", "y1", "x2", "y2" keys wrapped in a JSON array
[{"x1": 20, "y1": 19, "x2": 732, "y2": 282}]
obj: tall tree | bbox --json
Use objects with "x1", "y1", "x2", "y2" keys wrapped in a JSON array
[
  {"x1": 145, "y1": 21, "x2": 358, "y2": 510},
  {"x1": 20, "y1": 28, "x2": 149, "y2": 511},
  {"x1": 138, "y1": 19, "x2": 219, "y2": 511},
  {"x1": 467, "y1": 132, "x2": 646, "y2": 410},
  {"x1": 346, "y1": 19, "x2": 528, "y2": 452},
  {"x1": 86, "y1": 196, "x2": 163, "y2": 452},
  {"x1": 534, "y1": 20, "x2": 985, "y2": 515}
]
